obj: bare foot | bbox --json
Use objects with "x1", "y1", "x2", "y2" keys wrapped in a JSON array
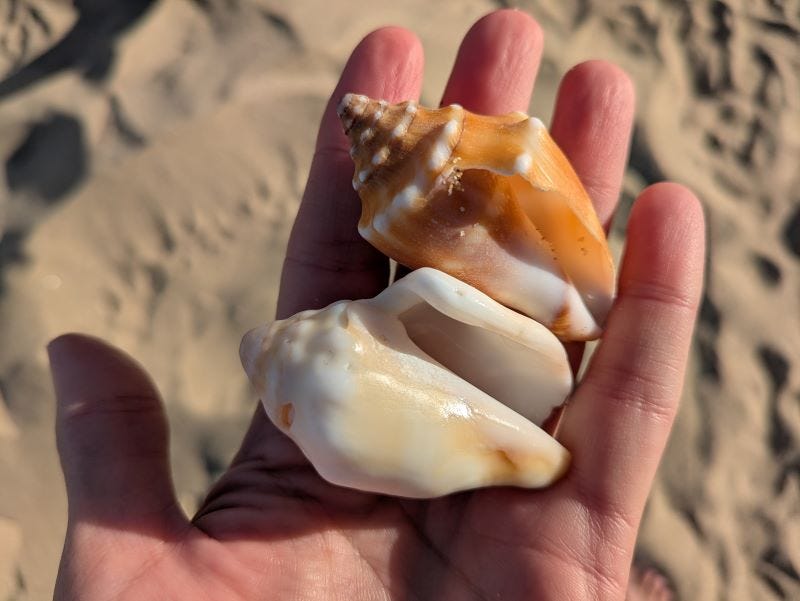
[{"x1": 626, "y1": 565, "x2": 675, "y2": 601}]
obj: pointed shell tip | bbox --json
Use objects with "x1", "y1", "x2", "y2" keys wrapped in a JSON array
[{"x1": 240, "y1": 325, "x2": 268, "y2": 382}]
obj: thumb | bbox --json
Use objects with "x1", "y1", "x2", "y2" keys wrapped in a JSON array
[{"x1": 49, "y1": 334, "x2": 184, "y2": 531}]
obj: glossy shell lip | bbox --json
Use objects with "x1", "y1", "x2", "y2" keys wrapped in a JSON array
[{"x1": 338, "y1": 93, "x2": 617, "y2": 341}]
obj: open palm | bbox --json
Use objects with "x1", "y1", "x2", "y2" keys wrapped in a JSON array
[{"x1": 50, "y1": 10, "x2": 705, "y2": 601}]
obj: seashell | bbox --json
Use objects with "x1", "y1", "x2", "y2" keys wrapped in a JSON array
[
  {"x1": 337, "y1": 93, "x2": 616, "y2": 341},
  {"x1": 240, "y1": 268, "x2": 572, "y2": 498}
]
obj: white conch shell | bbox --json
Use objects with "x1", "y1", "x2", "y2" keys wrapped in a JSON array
[
  {"x1": 240, "y1": 268, "x2": 572, "y2": 498},
  {"x1": 337, "y1": 93, "x2": 616, "y2": 341}
]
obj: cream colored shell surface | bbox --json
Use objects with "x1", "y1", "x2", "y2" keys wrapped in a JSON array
[{"x1": 240, "y1": 268, "x2": 572, "y2": 498}]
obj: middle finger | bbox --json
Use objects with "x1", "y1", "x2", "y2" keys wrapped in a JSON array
[{"x1": 441, "y1": 9, "x2": 543, "y2": 113}]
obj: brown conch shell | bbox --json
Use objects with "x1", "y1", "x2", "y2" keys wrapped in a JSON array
[{"x1": 337, "y1": 93, "x2": 616, "y2": 341}]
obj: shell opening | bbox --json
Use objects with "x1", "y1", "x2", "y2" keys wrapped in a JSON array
[
  {"x1": 395, "y1": 301, "x2": 568, "y2": 426},
  {"x1": 506, "y1": 176, "x2": 613, "y2": 325}
]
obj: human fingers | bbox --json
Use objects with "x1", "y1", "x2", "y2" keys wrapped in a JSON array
[
  {"x1": 560, "y1": 183, "x2": 705, "y2": 519},
  {"x1": 440, "y1": 9, "x2": 543, "y2": 113},
  {"x1": 550, "y1": 61, "x2": 634, "y2": 370},
  {"x1": 277, "y1": 27, "x2": 424, "y2": 319},
  {"x1": 550, "y1": 60, "x2": 635, "y2": 227},
  {"x1": 49, "y1": 334, "x2": 185, "y2": 531}
]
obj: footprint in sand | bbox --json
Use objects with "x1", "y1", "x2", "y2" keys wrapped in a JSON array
[
  {"x1": 0, "y1": 0, "x2": 156, "y2": 99},
  {"x1": 752, "y1": 253, "x2": 782, "y2": 287},
  {"x1": 5, "y1": 111, "x2": 88, "y2": 203},
  {"x1": 0, "y1": 388, "x2": 18, "y2": 438},
  {"x1": 0, "y1": 0, "x2": 76, "y2": 81},
  {"x1": 783, "y1": 204, "x2": 800, "y2": 259},
  {"x1": 757, "y1": 344, "x2": 793, "y2": 458},
  {"x1": 758, "y1": 544, "x2": 800, "y2": 600}
]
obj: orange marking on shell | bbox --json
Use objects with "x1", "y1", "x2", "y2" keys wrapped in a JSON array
[{"x1": 279, "y1": 403, "x2": 294, "y2": 428}]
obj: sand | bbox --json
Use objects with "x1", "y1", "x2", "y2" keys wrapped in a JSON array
[{"x1": 0, "y1": 0, "x2": 798, "y2": 599}]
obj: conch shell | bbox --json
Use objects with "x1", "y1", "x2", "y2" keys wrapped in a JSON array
[
  {"x1": 240, "y1": 268, "x2": 571, "y2": 498},
  {"x1": 337, "y1": 93, "x2": 615, "y2": 341}
]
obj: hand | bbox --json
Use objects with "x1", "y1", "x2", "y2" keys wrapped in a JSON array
[{"x1": 50, "y1": 10, "x2": 705, "y2": 600}]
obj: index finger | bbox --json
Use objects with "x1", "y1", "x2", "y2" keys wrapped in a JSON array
[{"x1": 277, "y1": 28, "x2": 424, "y2": 319}]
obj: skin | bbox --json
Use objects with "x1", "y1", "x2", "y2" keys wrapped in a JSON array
[{"x1": 49, "y1": 10, "x2": 704, "y2": 601}]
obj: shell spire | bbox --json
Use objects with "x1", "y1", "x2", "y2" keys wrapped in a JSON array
[{"x1": 337, "y1": 93, "x2": 616, "y2": 341}]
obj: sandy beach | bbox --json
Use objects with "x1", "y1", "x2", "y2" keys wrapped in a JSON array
[{"x1": 1, "y1": 1, "x2": 798, "y2": 599}]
